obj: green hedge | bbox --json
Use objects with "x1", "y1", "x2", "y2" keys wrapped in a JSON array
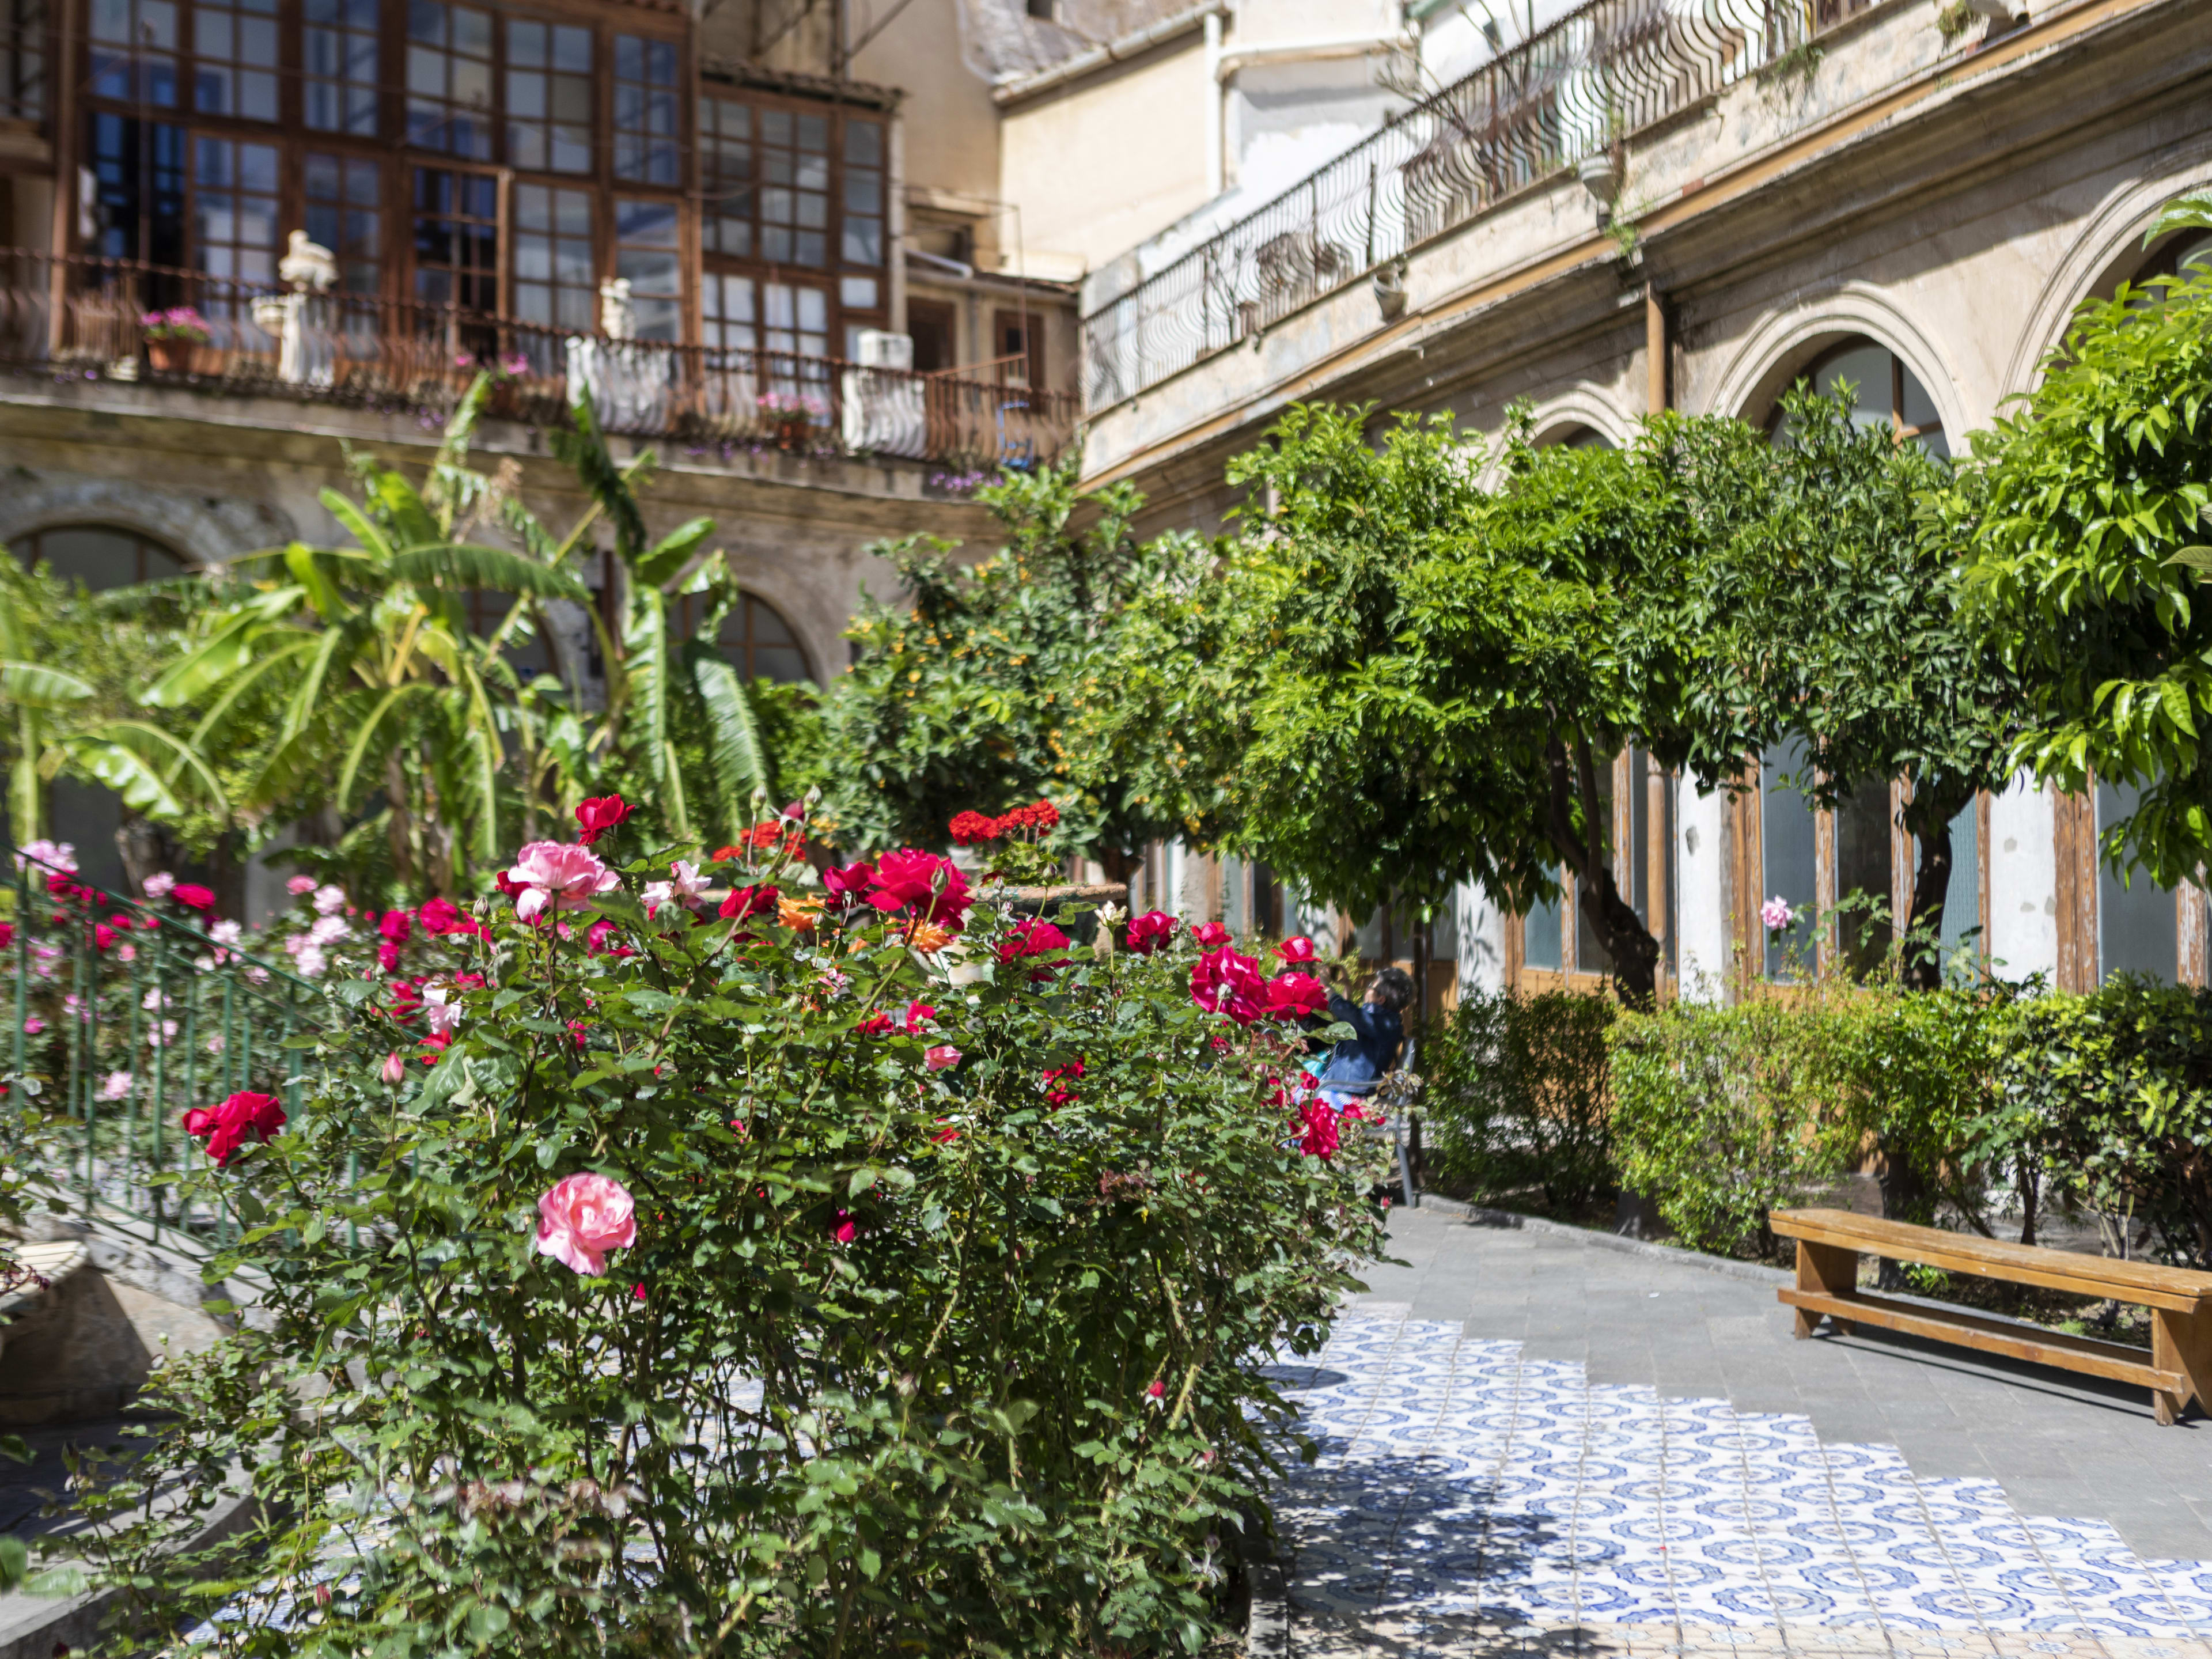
[{"x1": 1425, "y1": 979, "x2": 2212, "y2": 1267}]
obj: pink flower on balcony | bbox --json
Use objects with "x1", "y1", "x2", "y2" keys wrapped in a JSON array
[{"x1": 506, "y1": 840, "x2": 619, "y2": 923}]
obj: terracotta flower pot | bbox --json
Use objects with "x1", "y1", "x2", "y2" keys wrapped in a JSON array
[{"x1": 146, "y1": 339, "x2": 195, "y2": 374}]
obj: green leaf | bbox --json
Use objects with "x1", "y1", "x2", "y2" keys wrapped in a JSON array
[
  {"x1": 691, "y1": 651, "x2": 771, "y2": 842},
  {"x1": 389, "y1": 543, "x2": 589, "y2": 603},
  {"x1": 634, "y1": 517, "x2": 717, "y2": 590},
  {"x1": 0, "y1": 660, "x2": 94, "y2": 707}
]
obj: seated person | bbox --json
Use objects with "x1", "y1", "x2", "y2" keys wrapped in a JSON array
[{"x1": 1317, "y1": 965, "x2": 1413, "y2": 1101}]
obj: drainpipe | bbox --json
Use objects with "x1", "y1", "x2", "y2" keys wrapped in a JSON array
[{"x1": 1203, "y1": 11, "x2": 1224, "y2": 199}]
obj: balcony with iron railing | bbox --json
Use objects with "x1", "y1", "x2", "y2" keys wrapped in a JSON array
[
  {"x1": 1078, "y1": 0, "x2": 1869, "y2": 419},
  {"x1": 0, "y1": 249, "x2": 1080, "y2": 471}
]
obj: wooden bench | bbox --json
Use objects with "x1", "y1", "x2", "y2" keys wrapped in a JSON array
[{"x1": 1770, "y1": 1207, "x2": 2212, "y2": 1425}]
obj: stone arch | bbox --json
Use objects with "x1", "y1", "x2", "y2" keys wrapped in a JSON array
[
  {"x1": 2000, "y1": 154, "x2": 2212, "y2": 410},
  {"x1": 1700, "y1": 282, "x2": 1971, "y2": 441},
  {"x1": 1526, "y1": 388, "x2": 1637, "y2": 450},
  {"x1": 0, "y1": 478, "x2": 296, "y2": 570}
]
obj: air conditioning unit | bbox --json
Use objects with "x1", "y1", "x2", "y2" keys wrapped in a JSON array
[{"x1": 855, "y1": 329, "x2": 914, "y2": 370}]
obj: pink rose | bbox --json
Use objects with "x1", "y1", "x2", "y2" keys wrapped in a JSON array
[
  {"x1": 286, "y1": 874, "x2": 317, "y2": 896},
  {"x1": 506, "y1": 840, "x2": 619, "y2": 923},
  {"x1": 925, "y1": 1044, "x2": 961, "y2": 1071},
  {"x1": 142, "y1": 871, "x2": 176, "y2": 899},
  {"x1": 533, "y1": 1172, "x2": 637, "y2": 1277},
  {"x1": 380, "y1": 1050, "x2": 406, "y2": 1085}
]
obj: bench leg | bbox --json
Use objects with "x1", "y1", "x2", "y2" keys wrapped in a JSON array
[
  {"x1": 2153, "y1": 1306, "x2": 2212, "y2": 1425},
  {"x1": 1794, "y1": 1240, "x2": 1859, "y2": 1339}
]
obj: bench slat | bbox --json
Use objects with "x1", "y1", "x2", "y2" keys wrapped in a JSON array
[
  {"x1": 1771, "y1": 1208, "x2": 2212, "y2": 1310},
  {"x1": 1780, "y1": 1286, "x2": 2189, "y2": 1395}
]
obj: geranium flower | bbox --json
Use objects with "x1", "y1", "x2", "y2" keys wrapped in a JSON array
[
  {"x1": 865, "y1": 850, "x2": 972, "y2": 933},
  {"x1": 1125, "y1": 911, "x2": 1177, "y2": 955},
  {"x1": 948, "y1": 809, "x2": 1001, "y2": 846},
  {"x1": 183, "y1": 1090, "x2": 286, "y2": 1165},
  {"x1": 506, "y1": 841, "x2": 619, "y2": 923},
  {"x1": 1266, "y1": 971, "x2": 1329, "y2": 1021},
  {"x1": 1275, "y1": 935, "x2": 1318, "y2": 964},
  {"x1": 172, "y1": 884, "x2": 216, "y2": 912},
  {"x1": 1192, "y1": 921, "x2": 1232, "y2": 949},
  {"x1": 533, "y1": 1173, "x2": 637, "y2": 1277},
  {"x1": 573, "y1": 795, "x2": 634, "y2": 846},
  {"x1": 642, "y1": 859, "x2": 710, "y2": 916},
  {"x1": 718, "y1": 884, "x2": 779, "y2": 922},
  {"x1": 1190, "y1": 945, "x2": 1268, "y2": 1026}
]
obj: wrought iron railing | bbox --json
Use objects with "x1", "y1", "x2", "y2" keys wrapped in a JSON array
[
  {"x1": 5, "y1": 844, "x2": 329, "y2": 1245},
  {"x1": 1081, "y1": 0, "x2": 1861, "y2": 409},
  {"x1": 0, "y1": 248, "x2": 1081, "y2": 470}
]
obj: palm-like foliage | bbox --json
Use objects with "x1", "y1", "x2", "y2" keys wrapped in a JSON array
[
  {"x1": 0, "y1": 561, "x2": 226, "y2": 836},
  {"x1": 141, "y1": 381, "x2": 781, "y2": 891},
  {"x1": 143, "y1": 378, "x2": 591, "y2": 893}
]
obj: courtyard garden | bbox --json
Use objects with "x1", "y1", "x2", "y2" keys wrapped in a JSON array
[{"x1": 1, "y1": 192, "x2": 2211, "y2": 1656}]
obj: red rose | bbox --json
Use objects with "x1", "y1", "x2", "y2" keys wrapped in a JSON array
[
  {"x1": 1192, "y1": 921, "x2": 1232, "y2": 949},
  {"x1": 171, "y1": 884, "x2": 216, "y2": 912},
  {"x1": 0, "y1": 922, "x2": 12, "y2": 949},
  {"x1": 573, "y1": 795, "x2": 634, "y2": 845},
  {"x1": 416, "y1": 897, "x2": 480, "y2": 938},
  {"x1": 865, "y1": 850, "x2": 972, "y2": 933},
  {"x1": 1266, "y1": 971, "x2": 1328, "y2": 1021},
  {"x1": 718, "y1": 884, "x2": 780, "y2": 922},
  {"x1": 183, "y1": 1090, "x2": 286, "y2": 1165},
  {"x1": 1043, "y1": 1058, "x2": 1085, "y2": 1107},
  {"x1": 1275, "y1": 935, "x2": 1318, "y2": 964},
  {"x1": 855, "y1": 1011, "x2": 893, "y2": 1036},
  {"x1": 948, "y1": 810, "x2": 1001, "y2": 846},
  {"x1": 998, "y1": 917, "x2": 1070, "y2": 966},
  {"x1": 379, "y1": 908, "x2": 411, "y2": 944},
  {"x1": 93, "y1": 923, "x2": 116, "y2": 952},
  {"x1": 822, "y1": 859, "x2": 877, "y2": 910},
  {"x1": 377, "y1": 941, "x2": 402, "y2": 972},
  {"x1": 44, "y1": 873, "x2": 70, "y2": 896},
  {"x1": 494, "y1": 870, "x2": 526, "y2": 899},
  {"x1": 1125, "y1": 911, "x2": 1177, "y2": 955},
  {"x1": 1190, "y1": 945, "x2": 1267, "y2": 1026},
  {"x1": 1298, "y1": 1097, "x2": 1341, "y2": 1160},
  {"x1": 587, "y1": 918, "x2": 635, "y2": 958}
]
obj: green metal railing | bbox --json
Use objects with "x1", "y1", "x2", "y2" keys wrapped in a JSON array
[{"x1": 5, "y1": 843, "x2": 331, "y2": 1246}]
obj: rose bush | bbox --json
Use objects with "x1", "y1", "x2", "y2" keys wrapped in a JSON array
[{"x1": 67, "y1": 812, "x2": 1387, "y2": 1657}]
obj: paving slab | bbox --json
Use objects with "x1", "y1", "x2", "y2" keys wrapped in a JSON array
[{"x1": 1271, "y1": 1204, "x2": 2212, "y2": 1659}]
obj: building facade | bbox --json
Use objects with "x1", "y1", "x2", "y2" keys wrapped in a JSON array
[{"x1": 1076, "y1": 0, "x2": 2212, "y2": 1002}]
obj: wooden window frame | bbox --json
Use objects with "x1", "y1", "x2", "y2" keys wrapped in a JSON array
[
  {"x1": 2054, "y1": 782, "x2": 2207, "y2": 993},
  {"x1": 1505, "y1": 749, "x2": 1678, "y2": 999},
  {"x1": 696, "y1": 77, "x2": 886, "y2": 363},
  {"x1": 74, "y1": 0, "x2": 692, "y2": 340}
]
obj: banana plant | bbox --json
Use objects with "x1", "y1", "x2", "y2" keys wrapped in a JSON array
[
  {"x1": 143, "y1": 377, "x2": 589, "y2": 895},
  {"x1": 0, "y1": 565, "x2": 225, "y2": 838},
  {"x1": 551, "y1": 391, "x2": 774, "y2": 846}
]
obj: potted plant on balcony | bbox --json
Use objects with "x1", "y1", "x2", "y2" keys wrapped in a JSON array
[
  {"x1": 141, "y1": 307, "x2": 211, "y2": 374},
  {"x1": 756, "y1": 389, "x2": 821, "y2": 452}
]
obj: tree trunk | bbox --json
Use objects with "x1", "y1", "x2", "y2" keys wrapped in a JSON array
[
  {"x1": 1898, "y1": 781, "x2": 1971, "y2": 993},
  {"x1": 1544, "y1": 735, "x2": 1662, "y2": 1009}
]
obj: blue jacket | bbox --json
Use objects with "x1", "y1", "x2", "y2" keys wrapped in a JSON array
[{"x1": 1320, "y1": 993, "x2": 1403, "y2": 1084}]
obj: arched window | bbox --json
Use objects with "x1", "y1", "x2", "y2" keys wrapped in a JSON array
[
  {"x1": 15, "y1": 524, "x2": 189, "y2": 589},
  {"x1": 2134, "y1": 226, "x2": 2212, "y2": 290},
  {"x1": 717, "y1": 591, "x2": 812, "y2": 685},
  {"x1": 674, "y1": 590, "x2": 814, "y2": 685},
  {"x1": 1770, "y1": 338, "x2": 1948, "y2": 460}
]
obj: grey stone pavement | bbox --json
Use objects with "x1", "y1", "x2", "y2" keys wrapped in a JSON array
[{"x1": 1352, "y1": 1203, "x2": 2212, "y2": 1563}]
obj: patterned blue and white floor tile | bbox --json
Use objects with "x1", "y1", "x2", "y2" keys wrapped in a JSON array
[{"x1": 1268, "y1": 1307, "x2": 2212, "y2": 1658}]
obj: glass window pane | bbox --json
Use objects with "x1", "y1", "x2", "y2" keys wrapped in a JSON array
[
  {"x1": 1835, "y1": 776, "x2": 1892, "y2": 975},
  {"x1": 1938, "y1": 798, "x2": 1979, "y2": 978},
  {"x1": 2097, "y1": 779, "x2": 2177, "y2": 984},
  {"x1": 844, "y1": 119, "x2": 881, "y2": 166},
  {"x1": 1762, "y1": 740, "x2": 1817, "y2": 979},
  {"x1": 1811, "y1": 344, "x2": 1891, "y2": 434},
  {"x1": 1523, "y1": 891, "x2": 1562, "y2": 971}
]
